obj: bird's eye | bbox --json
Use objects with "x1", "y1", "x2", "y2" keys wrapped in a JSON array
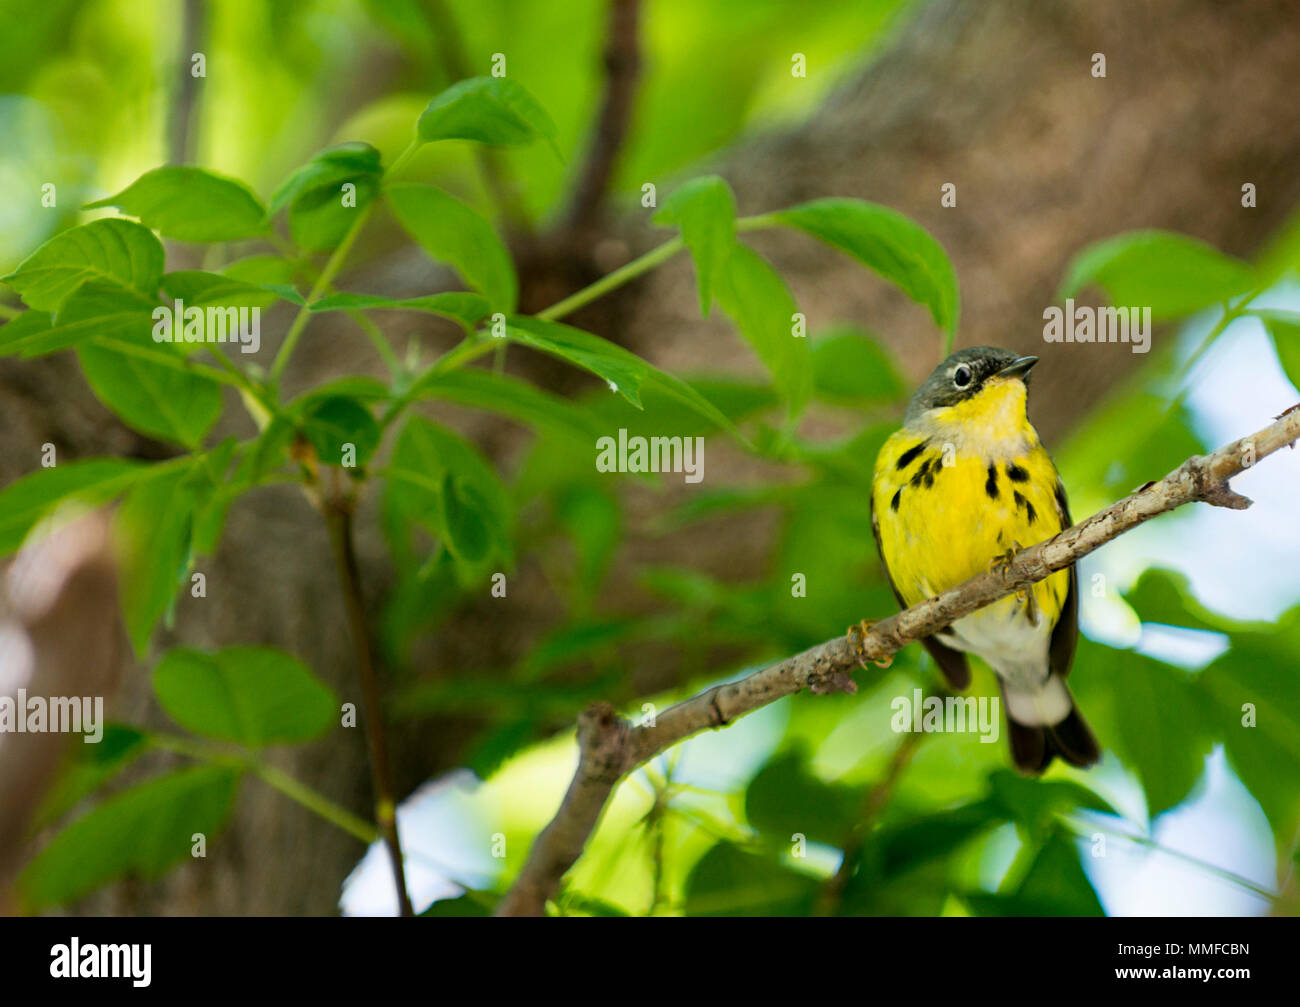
[{"x1": 953, "y1": 364, "x2": 973, "y2": 388}]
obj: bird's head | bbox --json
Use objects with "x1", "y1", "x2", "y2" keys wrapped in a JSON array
[{"x1": 904, "y1": 346, "x2": 1038, "y2": 437}]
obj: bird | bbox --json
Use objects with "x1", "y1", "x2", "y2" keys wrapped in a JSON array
[{"x1": 860, "y1": 346, "x2": 1100, "y2": 774}]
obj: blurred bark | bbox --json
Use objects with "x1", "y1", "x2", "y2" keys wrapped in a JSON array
[
  {"x1": 0, "y1": 513, "x2": 124, "y2": 907},
  {"x1": 3, "y1": 0, "x2": 1299, "y2": 914}
]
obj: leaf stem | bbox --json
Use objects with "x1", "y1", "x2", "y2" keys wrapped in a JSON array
[
  {"x1": 536, "y1": 235, "x2": 684, "y2": 322},
  {"x1": 250, "y1": 759, "x2": 378, "y2": 845},
  {"x1": 387, "y1": 138, "x2": 421, "y2": 180},
  {"x1": 347, "y1": 308, "x2": 404, "y2": 378},
  {"x1": 1059, "y1": 814, "x2": 1277, "y2": 902},
  {"x1": 270, "y1": 203, "x2": 374, "y2": 385},
  {"x1": 379, "y1": 335, "x2": 498, "y2": 428},
  {"x1": 150, "y1": 732, "x2": 376, "y2": 844}
]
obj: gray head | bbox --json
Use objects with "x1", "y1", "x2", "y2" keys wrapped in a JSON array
[{"x1": 904, "y1": 346, "x2": 1038, "y2": 425}]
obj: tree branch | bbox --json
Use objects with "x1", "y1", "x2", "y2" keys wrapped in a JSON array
[
  {"x1": 562, "y1": 0, "x2": 642, "y2": 237},
  {"x1": 323, "y1": 488, "x2": 414, "y2": 917},
  {"x1": 495, "y1": 403, "x2": 1300, "y2": 916}
]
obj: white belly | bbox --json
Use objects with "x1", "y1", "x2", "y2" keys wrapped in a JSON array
[{"x1": 936, "y1": 593, "x2": 1051, "y2": 689}]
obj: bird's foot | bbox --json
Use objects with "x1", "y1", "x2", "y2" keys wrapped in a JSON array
[
  {"x1": 988, "y1": 541, "x2": 1037, "y2": 620},
  {"x1": 987, "y1": 540, "x2": 1024, "y2": 577},
  {"x1": 846, "y1": 619, "x2": 893, "y2": 670}
]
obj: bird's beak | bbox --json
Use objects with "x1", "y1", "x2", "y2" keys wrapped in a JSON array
[{"x1": 996, "y1": 355, "x2": 1038, "y2": 381}]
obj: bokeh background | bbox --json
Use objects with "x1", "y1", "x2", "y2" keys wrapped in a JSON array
[{"x1": 2, "y1": 0, "x2": 1299, "y2": 915}]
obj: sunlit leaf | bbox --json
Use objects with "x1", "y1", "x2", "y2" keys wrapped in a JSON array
[
  {"x1": 655, "y1": 175, "x2": 737, "y2": 315},
  {"x1": 85, "y1": 166, "x2": 268, "y2": 242},
  {"x1": 714, "y1": 244, "x2": 812, "y2": 416},
  {"x1": 153, "y1": 647, "x2": 337, "y2": 746},
  {"x1": 2, "y1": 219, "x2": 164, "y2": 312},
  {"x1": 416, "y1": 76, "x2": 559, "y2": 156},
  {"x1": 387, "y1": 183, "x2": 517, "y2": 311},
  {"x1": 769, "y1": 198, "x2": 959, "y2": 338},
  {"x1": 1060, "y1": 230, "x2": 1255, "y2": 320}
]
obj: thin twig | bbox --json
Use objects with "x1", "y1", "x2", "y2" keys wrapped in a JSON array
[
  {"x1": 813, "y1": 729, "x2": 928, "y2": 916},
  {"x1": 323, "y1": 490, "x2": 414, "y2": 916},
  {"x1": 495, "y1": 404, "x2": 1300, "y2": 916}
]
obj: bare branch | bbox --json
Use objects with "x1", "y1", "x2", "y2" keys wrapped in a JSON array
[
  {"x1": 322, "y1": 489, "x2": 414, "y2": 917},
  {"x1": 495, "y1": 404, "x2": 1300, "y2": 916},
  {"x1": 562, "y1": 0, "x2": 642, "y2": 237}
]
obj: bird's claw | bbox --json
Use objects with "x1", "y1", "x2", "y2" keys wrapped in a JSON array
[
  {"x1": 988, "y1": 541, "x2": 1038, "y2": 621},
  {"x1": 847, "y1": 619, "x2": 893, "y2": 669}
]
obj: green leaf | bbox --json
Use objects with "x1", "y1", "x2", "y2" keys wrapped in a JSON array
[
  {"x1": 299, "y1": 396, "x2": 381, "y2": 467},
  {"x1": 684, "y1": 842, "x2": 818, "y2": 916},
  {"x1": 812, "y1": 325, "x2": 906, "y2": 403},
  {"x1": 288, "y1": 376, "x2": 391, "y2": 410},
  {"x1": 986, "y1": 769, "x2": 1119, "y2": 835},
  {"x1": 19, "y1": 766, "x2": 240, "y2": 909},
  {"x1": 270, "y1": 143, "x2": 383, "y2": 251},
  {"x1": 1200, "y1": 624, "x2": 1300, "y2": 843},
  {"x1": 744, "y1": 750, "x2": 862, "y2": 846},
  {"x1": 1057, "y1": 391, "x2": 1205, "y2": 499},
  {"x1": 554, "y1": 486, "x2": 621, "y2": 601},
  {"x1": 965, "y1": 831, "x2": 1104, "y2": 917},
  {"x1": 1, "y1": 281, "x2": 157, "y2": 359},
  {"x1": 387, "y1": 183, "x2": 517, "y2": 311},
  {"x1": 769, "y1": 198, "x2": 960, "y2": 338},
  {"x1": 221, "y1": 254, "x2": 298, "y2": 287},
  {"x1": 714, "y1": 244, "x2": 813, "y2": 415},
  {"x1": 416, "y1": 76, "x2": 559, "y2": 156},
  {"x1": 308, "y1": 290, "x2": 491, "y2": 331},
  {"x1": 385, "y1": 416, "x2": 513, "y2": 571},
  {"x1": 1256, "y1": 309, "x2": 1300, "y2": 392},
  {"x1": 188, "y1": 438, "x2": 241, "y2": 557},
  {"x1": 161, "y1": 270, "x2": 280, "y2": 310},
  {"x1": 34, "y1": 724, "x2": 151, "y2": 829},
  {"x1": 85, "y1": 166, "x2": 268, "y2": 242},
  {"x1": 422, "y1": 893, "x2": 492, "y2": 917},
  {"x1": 113, "y1": 464, "x2": 197, "y2": 655},
  {"x1": 271, "y1": 142, "x2": 383, "y2": 214},
  {"x1": 153, "y1": 647, "x2": 337, "y2": 746},
  {"x1": 1060, "y1": 230, "x2": 1255, "y2": 320},
  {"x1": 655, "y1": 175, "x2": 737, "y2": 314},
  {"x1": 1087, "y1": 646, "x2": 1213, "y2": 817},
  {"x1": 517, "y1": 618, "x2": 640, "y2": 679},
  {"x1": 506, "y1": 316, "x2": 740, "y2": 439},
  {"x1": 858, "y1": 801, "x2": 1002, "y2": 883},
  {"x1": 0, "y1": 458, "x2": 146, "y2": 556},
  {"x1": 0, "y1": 309, "x2": 53, "y2": 355},
  {"x1": 410, "y1": 368, "x2": 604, "y2": 442},
  {"x1": 78, "y1": 340, "x2": 223, "y2": 448},
  {"x1": 2, "y1": 218, "x2": 164, "y2": 312},
  {"x1": 1123, "y1": 567, "x2": 1255, "y2": 635}
]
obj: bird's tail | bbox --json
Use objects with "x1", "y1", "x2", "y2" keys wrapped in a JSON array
[{"x1": 1001, "y1": 675, "x2": 1100, "y2": 774}]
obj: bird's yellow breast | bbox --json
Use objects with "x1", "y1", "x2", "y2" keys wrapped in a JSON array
[{"x1": 871, "y1": 384, "x2": 1069, "y2": 619}]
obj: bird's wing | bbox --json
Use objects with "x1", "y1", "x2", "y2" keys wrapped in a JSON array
[
  {"x1": 871, "y1": 495, "x2": 971, "y2": 690},
  {"x1": 1048, "y1": 478, "x2": 1079, "y2": 679}
]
